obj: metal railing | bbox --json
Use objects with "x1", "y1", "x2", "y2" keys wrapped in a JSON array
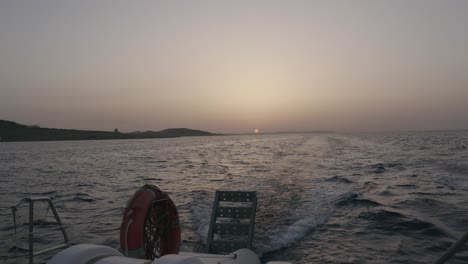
[
  {"x1": 434, "y1": 231, "x2": 468, "y2": 264},
  {"x1": 10, "y1": 197, "x2": 69, "y2": 264}
]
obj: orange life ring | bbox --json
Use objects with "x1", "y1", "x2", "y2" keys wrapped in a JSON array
[{"x1": 120, "y1": 184, "x2": 181, "y2": 259}]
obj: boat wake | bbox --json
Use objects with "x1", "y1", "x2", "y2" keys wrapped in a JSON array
[{"x1": 189, "y1": 187, "x2": 355, "y2": 256}]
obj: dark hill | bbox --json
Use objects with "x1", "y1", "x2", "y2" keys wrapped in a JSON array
[
  {"x1": 158, "y1": 128, "x2": 213, "y2": 137},
  {"x1": 0, "y1": 120, "x2": 214, "y2": 142},
  {"x1": 126, "y1": 128, "x2": 212, "y2": 139}
]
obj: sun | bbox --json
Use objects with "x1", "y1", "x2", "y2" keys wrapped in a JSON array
[{"x1": 254, "y1": 129, "x2": 260, "y2": 134}]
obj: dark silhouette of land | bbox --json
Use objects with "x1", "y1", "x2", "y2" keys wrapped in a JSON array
[{"x1": 0, "y1": 120, "x2": 214, "y2": 142}]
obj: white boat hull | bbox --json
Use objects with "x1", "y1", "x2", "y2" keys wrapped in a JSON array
[{"x1": 48, "y1": 244, "x2": 290, "y2": 264}]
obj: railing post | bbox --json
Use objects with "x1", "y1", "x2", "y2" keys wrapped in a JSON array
[
  {"x1": 47, "y1": 199, "x2": 69, "y2": 245},
  {"x1": 435, "y1": 231, "x2": 468, "y2": 264},
  {"x1": 11, "y1": 206, "x2": 18, "y2": 258},
  {"x1": 28, "y1": 198, "x2": 34, "y2": 264}
]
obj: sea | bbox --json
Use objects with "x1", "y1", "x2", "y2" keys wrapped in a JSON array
[{"x1": 1, "y1": 131, "x2": 468, "y2": 264}]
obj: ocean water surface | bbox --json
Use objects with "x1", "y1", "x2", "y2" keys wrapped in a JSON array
[{"x1": 1, "y1": 132, "x2": 468, "y2": 263}]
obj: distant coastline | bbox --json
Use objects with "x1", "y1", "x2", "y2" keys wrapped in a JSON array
[{"x1": 0, "y1": 120, "x2": 215, "y2": 142}]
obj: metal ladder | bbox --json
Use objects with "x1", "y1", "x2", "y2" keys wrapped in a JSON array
[{"x1": 206, "y1": 191, "x2": 257, "y2": 254}]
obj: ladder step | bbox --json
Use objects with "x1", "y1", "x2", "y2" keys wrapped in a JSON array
[
  {"x1": 218, "y1": 191, "x2": 256, "y2": 202},
  {"x1": 216, "y1": 207, "x2": 253, "y2": 218},
  {"x1": 213, "y1": 223, "x2": 250, "y2": 235}
]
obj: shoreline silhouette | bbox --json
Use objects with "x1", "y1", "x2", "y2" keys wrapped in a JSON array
[{"x1": 0, "y1": 120, "x2": 215, "y2": 142}]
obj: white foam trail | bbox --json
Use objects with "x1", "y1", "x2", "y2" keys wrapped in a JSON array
[
  {"x1": 264, "y1": 214, "x2": 329, "y2": 252},
  {"x1": 258, "y1": 190, "x2": 357, "y2": 254},
  {"x1": 190, "y1": 196, "x2": 212, "y2": 243}
]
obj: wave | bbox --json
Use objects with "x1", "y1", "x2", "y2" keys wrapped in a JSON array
[
  {"x1": 369, "y1": 163, "x2": 387, "y2": 174},
  {"x1": 358, "y1": 209, "x2": 447, "y2": 237},
  {"x1": 63, "y1": 193, "x2": 97, "y2": 203},
  {"x1": 336, "y1": 197, "x2": 381, "y2": 207},
  {"x1": 325, "y1": 176, "x2": 353, "y2": 184},
  {"x1": 367, "y1": 162, "x2": 406, "y2": 174}
]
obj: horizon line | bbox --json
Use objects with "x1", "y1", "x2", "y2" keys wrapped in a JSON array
[{"x1": 2, "y1": 119, "x2": 468, "y2": 136}]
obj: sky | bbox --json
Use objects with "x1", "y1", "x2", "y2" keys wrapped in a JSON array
[{"x1": 1, "y1": 0, "x2": 467, "y2": 133}]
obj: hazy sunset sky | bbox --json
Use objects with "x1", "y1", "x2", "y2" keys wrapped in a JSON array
[{"x1": 1, "y1": 1, "x2": 467, "y2": 133}]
